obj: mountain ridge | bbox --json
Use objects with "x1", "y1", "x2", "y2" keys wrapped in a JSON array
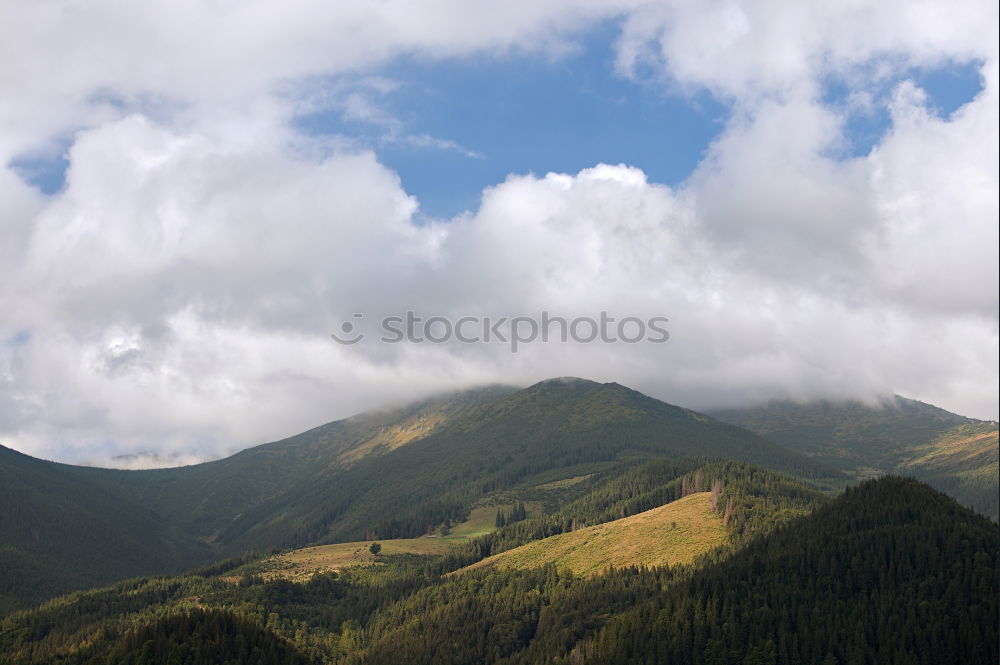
[
  {"x1": 710, "y1": 394, "x2": 999, "y2": 519},
  {"x1": 1, "y1": 378, "x2": 839, "y2": 613},
  {"x1": 5, "y1": 378, "x2": 994, "y2": 619}
]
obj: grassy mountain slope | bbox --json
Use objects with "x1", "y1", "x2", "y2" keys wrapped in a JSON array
[
  {"x1": 3, "y1": 472, "x2": 992, "y2": 665},
  {"x1": 711, "y1": 395, "x2": 999, "y2": 519},
  {"x1": 587, "y1": 477, "x2": 999, "y2": 664},
  {"x1": 897, "y1": 421, "x2": 999, "y2": 517},
  {"x1": 0, "y1": 459, "x2": 834, "y2": 664},
  {"x1": 258, "y1": 460, "x2": 825, "y2": 585},
  {"x1": 108, "y1": 384, "x2": 516, "y2": 541},
  {"x1": 0, "y1": 379, "x2": 838, "y2": 614},
  {"x1": 350, "y1": 478, "x2": 998, "y2": 665},
  {"x1": 257, "y1": 505, "x2": 514, "y2": 582},
  {"x1": 214, "y1": 379, "x2": 840, "y2": 553},
  {"x1": 0, "y1": 446, "x2": 212, "y2": 615},
  {"x1": 0, "y1": 386, "x2": 511, "y2": 614},
  {"x1": 460, "y1": 492, "x2": 726, "y2": 576}
]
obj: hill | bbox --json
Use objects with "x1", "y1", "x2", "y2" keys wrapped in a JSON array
[
  {"x1": 0, "y1": 460, "x2": 837, "y2": 663},
  {"x1": 0, "y1": 446, "x2": 211, "y2": 615},
  {"x1": 209, "y1": 378, "x2": 840, "y2": 553},
  {"x1": 348, "y1": 477, "x2": 999, "y2": 664},
  {"x1": 585, "y1": 477, "x2": 999, "y2": 664},
  {"x1": 710, "y1": 395, "x2": 999, "y2": 519},
  {"x1": 107, "y1": 384, "x2": 516, "y2": 541},
  {"x1": 459, "y1": 492, "x2": 726, "y2": 577},
  {"x1": 0, "y1": 385, "x2": 513, "y2": 613},
  {"x1": 0, "y1": 378, "x2": 839, "y2": 613},
  {"x1": 346, "y1": 478, "x2": 1000, "y2": 665},
  {"x1": 2, "y1": 475, "x2": 993, "y2": 665}
]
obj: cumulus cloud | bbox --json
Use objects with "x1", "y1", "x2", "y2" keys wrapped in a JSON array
[
  {"x1": 615, "y1": 0, "x2": 996, "y2": 100},
  {"x1": 1, "y1": 1, "x2": 996, "y2": 464}
]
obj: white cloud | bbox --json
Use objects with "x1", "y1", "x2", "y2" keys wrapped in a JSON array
[
  {"x1": 1, "y1": 1, "x2": 996, "y2": 464},
  {"x1": 0, "y1": 0, "x2": 641, "y2": 160},
  {"x1": 865, "y1": 69, "x2": 999, "y2": 318},
  {"x1": 616, "y1": 0, "x2": 996, "y2": 100}
]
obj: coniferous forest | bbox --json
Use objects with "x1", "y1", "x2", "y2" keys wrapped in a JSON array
[{"x1": 1, "y1": 471, "x2": 996, "y2": 664}]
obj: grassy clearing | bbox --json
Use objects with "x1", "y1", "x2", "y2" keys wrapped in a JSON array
[
  {"x1": 258, "y1": 539, "x2": 450, "y2": 582},
  {"x1": 902, "y1": 424, "x2": 998, "y2": 470},
  {"x1": 336, "y1": 412, "x2": 448, "y2": 464},
  {"x1": 440, "y1": 505, "x2": 504, "y2": 541},
  {"x1": 259, "y1": 505, "x2": 518, "y2": 581},
  {"x1": 534, "y1": 474, "x2": 593, "y2": 490},
  {"x1": 458, "y1": 492, "x2": 726, "y2": 577}
]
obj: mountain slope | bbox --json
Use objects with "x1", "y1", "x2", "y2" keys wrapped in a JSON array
[
  {"x1": 460, "y1": 491, "x2": 726, "y2": 576},
  {"x1": 0, "y1": 378, "x2": 838, "y2": 613},
  {"x1": 0, "y1": 446, "x2": 212, "y2": 615},
  {"x1": 586, "y1": 477, "x2": 999, "y2": 664},
  {"x1": 109, "y1": 384, "x2": 516, "y2": 541},
  {"x1": 2, "y1": 474, "x2": 993, "y2": 665},
  {"x1": 351, "y1": 477, "x2": 998, "y2": 665},
  {"x1": 214, "y1": 379, "x2": 840, "y2": 552},
  {"x1": 0, "y1": 386, "x2": 513, "y2": 614},
  {"x1": 711, "y1": 396, "x2": 999, "y2": 519},
  {"x1": 0, "y1": 460, "x2": 835, "y2": 664}
]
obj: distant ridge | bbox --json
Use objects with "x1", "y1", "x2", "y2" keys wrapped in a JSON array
[{"x1": 710, "y1": 395, "x2": 999, "y2": 520}]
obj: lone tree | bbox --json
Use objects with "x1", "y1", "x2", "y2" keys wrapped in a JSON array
[{"x1": 369, "y1": 542, "x2": 381, "y2": 556}]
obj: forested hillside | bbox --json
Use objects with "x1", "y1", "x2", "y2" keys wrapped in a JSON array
[
  {"x1": 1, "y1": 469, "x2": 993, "y2": 665},
  {"x1": 4, "y1": 376, "x2": 995, "y2": 665},
  {"x1": 211, "y1": 379, "x2": 839, "y2": 554},
  {"x1": 586, "y1": 477, "x2": 999, "y2": 664},
  {"x1": 0, "y1": 447, "x2": 211, "y2": 615},
  {"x1": 1, "y1": 379, "x2": 840, "y2": 613},
  {"x1": 0, "y1": 459, "x2": 825, "y2": 663}
]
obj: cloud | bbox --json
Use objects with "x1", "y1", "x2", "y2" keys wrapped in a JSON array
[
  {"x1": 1, "y1": 1, "x2": 996, "y2": 464},
  {"x1": 615, "y1": 0, "x2": 996, "y2": 101},
  {"x1": 865, "y1": 71, "x2": 999, "y2": 318},
  {"x1": 0, "y1": 0, "x2": 640, "y2": 160}
]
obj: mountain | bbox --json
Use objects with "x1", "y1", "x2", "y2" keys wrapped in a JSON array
[
  {"x1": 201, "y1": 378, "x2": 840, "y2": 553},
  {"x1": 3, "y1": 380, "x2": 995, "y2": 662},
  {"x1": 585, "y1": 477, "x2": 999, "y2": 665},
  {"x1": 104, "y1": 383, "x2": 516, "y2": 542},
  {"x1": 0, "y1": 446, "x2": 211, "y2": 615},
  {"x1": 0, "y1": 385, "x2": 512, "y2": 614},
  {"x1": 1, "y1": 378, "x2": 839, "y2": 614},
  {"x1": 710, "y1": 395, "x2": 999, "y2": 519}
]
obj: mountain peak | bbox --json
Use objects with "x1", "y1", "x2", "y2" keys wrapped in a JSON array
[{"x1": 530, "y1": 376, "x2": 600, "y2": 388}]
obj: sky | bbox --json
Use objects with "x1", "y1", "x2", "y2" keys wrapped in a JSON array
[{"x1": 1, "y1": 1, "x2": 997, "y2": 467}]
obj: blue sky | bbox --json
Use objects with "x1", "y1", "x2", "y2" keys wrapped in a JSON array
[{"x1": 289, "y1": 23, "x2": 983, "y2": 218}]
